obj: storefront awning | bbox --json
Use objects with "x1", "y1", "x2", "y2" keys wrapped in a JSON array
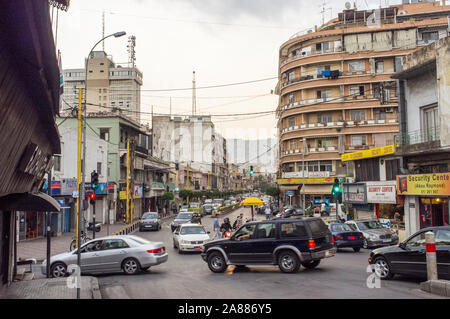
[
  {"x1": 279, "y1": 185, "x2": 300, "y2": 191},
  {"x1": 301, "y1": 185, "x2": 333, "y2": 195},
  {"x1": 0, "y1": 192, "x2": 61, "y2": 212}
]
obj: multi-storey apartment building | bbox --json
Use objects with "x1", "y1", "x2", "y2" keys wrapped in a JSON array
[
  {"x1": 276, "y1": 0, "x2": 450, "y2": 207},
  {"x1": 62, "y1": 51, "x2": 143, "y2": 123}
]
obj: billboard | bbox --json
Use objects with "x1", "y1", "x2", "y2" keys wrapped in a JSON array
[
  {"x1": 397, "y1": 173, "x2": 450, "y2": 196},
  {"x1": 366, "y1": 181, "x2": 397, "y2": 204}
]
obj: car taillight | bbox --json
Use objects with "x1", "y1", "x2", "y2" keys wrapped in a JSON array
[
  {"x1": 331, "y1": 236, "x2": 335, "y2": 243},
  {"x1": 308, "y1": 240, "x2": 315, "y2": 249},
  {"x1": 147, "y1": 247, "x2": 165, "y2": 254},
  {"x1": 349, "y1": 236, "x2": 355, "y2": 240}
]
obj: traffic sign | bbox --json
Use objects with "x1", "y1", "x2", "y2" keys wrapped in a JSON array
[{"x1": 72, "y1": 191, "x2": 79, "y2": 198}]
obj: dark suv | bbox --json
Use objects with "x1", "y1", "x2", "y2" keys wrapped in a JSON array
[{"x1": 201, "y1": 217, "x2": 336, "y2": 273}]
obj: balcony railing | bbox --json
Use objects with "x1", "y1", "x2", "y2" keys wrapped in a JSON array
[
  {"x1": 280, "y1": 119, "x2": 398, "y2": 134},
  {"x1": 280, "y1": 47, "x2": 343, "y2": 67},
  {"x1": 398, "y1": 127, "x2": 440, "y2": 146}
]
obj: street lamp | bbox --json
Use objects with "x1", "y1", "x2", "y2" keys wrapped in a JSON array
[{"x1": 77, "y1": 31, "x2": 126, "y2": 299}]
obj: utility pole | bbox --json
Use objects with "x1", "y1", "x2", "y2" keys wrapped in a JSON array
[
  {"x1": 76, "y1": 87, "x2": 83, "y2": 300},
  {"x1": 46, "y1": 169, "x2": 52, "y2": 278},
  {"x1": 130, "y1": 139, "x2": 135, "y2": 223},
  {"x1": 126, "y1": 138, "x2": 130, "y2": 224},
  {"x1": 192, "y1": 71, "x2": 196, "y2": 116}
]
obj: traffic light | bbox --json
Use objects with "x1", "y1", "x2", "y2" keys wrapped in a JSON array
[
  {"x1": 86, "y1": 191, "x2": 96, "y2": 205},
  {"x1": 331, "y1": 178, "x2": 342, "y2": 201},
  {"x1": 91, "y1": 171, "x2": 99, "y2": 190},
  {"x1": 249, "y1": 166, "x2": 254, "y2": 176}
]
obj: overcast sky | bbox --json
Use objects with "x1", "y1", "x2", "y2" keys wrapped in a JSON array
[{"x1": 56, "y1": 0, "x2": 403, "y2": 140}]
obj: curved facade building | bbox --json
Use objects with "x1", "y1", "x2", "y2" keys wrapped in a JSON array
[{"x1": 276, "y1": 1, "x2": 450, "y2": 206}]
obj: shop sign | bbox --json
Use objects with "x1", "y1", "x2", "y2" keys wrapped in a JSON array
[
  {"x1": 308, "y1": 171, "x2": 330, "y2": 178},
  {"x1": 277, "y1": 177, "x2": 334, "y2": 185},
  {"x1": 341, "y1": 144, "x2": 395, "y2": 162},
  {"x1": 343, "y1": 183, "x2": 366, "y2": 204},
  {"x1": 366, "y1": 181, "x2": 397, "y2": 204},
  {"x1": 397, "y1": 173, "x2": 450, "y2": 196}
]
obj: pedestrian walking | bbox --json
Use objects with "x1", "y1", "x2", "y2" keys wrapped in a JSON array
[
  {"x1": 212, "y1": 217, "x2": 221, "y2": 239},
  {"x1": 265, "y1": 206, "x2": 272, "y2": 220}
]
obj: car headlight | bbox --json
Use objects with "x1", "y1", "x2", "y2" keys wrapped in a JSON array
[{"x1": 367, "y1": 234, "x2": 377, "y2": 240}]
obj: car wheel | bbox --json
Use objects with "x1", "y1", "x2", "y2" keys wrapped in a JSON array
[
  {"x1": 207, "y1": 252, "x2": 227, "y2": 273},
  {"x1": 353, "y1": 247, "x2": 361, "y2": 252},
  {"x1": 122, "y1": 258, "x2": 141, "y2": 275},
  {"x1": 50, "y1": 262, "x2": 67, "y2": 278},
  {"x1": 301, "y1": 260, "x2": 320, "y2": 269},
  {"x1": 363, "y1": 239, "x2": 369, "y2": 249},
  {"x1": 373, "y1": 256, "x2": 394, "y2": 280},
  {"x1": 278, "y1": 251, "x2": 300, "y2": 273}
]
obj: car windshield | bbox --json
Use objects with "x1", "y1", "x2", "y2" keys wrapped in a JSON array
[
  {"x1": 331, "y1": 224, "x2": 353, "y2": 232},
  {"x1": 126, "y1": 235, "x2": 152, "y2": 245},
  {"x1": 177, "y1": 213, "x2": 193, "y2": 219},
  {"x1": 180, "y1": 226, "x2": 206, "y2": 235},
  {"x1": 142, "y1": 213, "x2": 158, "y2": 219},
  {"x1": 357, "y1": 221, "x2": 383, "y2": 230}
]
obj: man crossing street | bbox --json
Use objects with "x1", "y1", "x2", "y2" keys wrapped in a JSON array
[{"x1": 265, "y1": 206, "x2": 272, "y2": 220}]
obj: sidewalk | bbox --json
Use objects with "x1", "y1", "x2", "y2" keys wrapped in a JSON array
[
  {"x1": 0, "y1": 276, "x2": 101, "y2": 299},
  {"x1": 17, "y1": 223, "x2": 128, "y2": 261}
]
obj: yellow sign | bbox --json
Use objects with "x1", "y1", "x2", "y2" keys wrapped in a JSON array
[
  {"x1": 278, "y1": 178, "x2": 334, "y2": 185},
  {"x1": 397, "y1": 173, "x2": 450, "y2": 196},
  {"x1": 119, "y1": 191, "x2": 127, "y2": 200},
  {"x1": 341, "y1": 145, "x2": 395, "y2": 162}
]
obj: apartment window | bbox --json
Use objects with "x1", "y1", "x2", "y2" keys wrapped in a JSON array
[
  {"x1": 100, "y1": 128, "x2": 110, "y2": 141},
  {"x1": 317, "y1": 113, "x2": 332, "y2": 123},
  {"x1": 422, "y1": 105, "x2": 439, "y2": 142},
  {"x1": 350, "y1": 110, "x2": 365, "y2": 121},
  {"x1": 316, "y1": 90, "x2": 331, "y2": 100},
  {"x1": 422, "y1": 31, "x2": 439, "y2": 42},
  {"x1": 316, "y1": 42, "x2": 329, "y2": 52},
  {"x1": 316, "y1": 65, "x2": 330, "y2": 77},
  {"x1": 288, "y1": 94, "x2": 294, "y2": 103},
  {"x1": 375, "y1": 109, "x2": 386, "y2": 121},
  {"x1": 308, "y1": 161, "x2": 319, "y2": 172},
  {"x1": 54, "y1": 155, "x2": 62, "y2": 172},
  {"x1": 319, "y1": 160, "x2": 332, "y2": 172},
  {"x1": 375, "y1": 60, "x2": 384, "y2": 73},
  {"x1": 349, "y1": 61, "x2": 365, "y2": 72},
  {"x1": 97, "y1": 162, "x2": 102, "y2": 175},
  {"x1": 350, "y1": 86, "x2": 365, "y2": 96},
  {"x1": 351, "y1": 135, "x2": 367, "y2": 146},
  {"x1": 317, "y1": 139, "x2": 333, "y2": 148},
  {"x1": 289, "y1": 140, "x2": 297, "y2": 150},
  {"x1": 98, "y1": 89, "x2": 102, "y2": 93},
  {"x1": 385, "y1": 159, "x2": 400, "y2": 181},
  {"x1": 288, "y1": 117, "x2": 296, "y2": 127},
  {"x1": 288, "y1": 72, "x2": 295, "y2": 81},
  {"x1": 103, "y1": 88, "x2": 107, "y2": 93}
]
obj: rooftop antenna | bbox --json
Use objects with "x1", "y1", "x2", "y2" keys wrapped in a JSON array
[
  {"x1": 192, "y1": 71, "x2": 197, "y2": 116},
  {"x1": 127, "y1": 35, "x2": 136, "y2": 69},
  {"x1": 319, "y1": 0, "x2": 332, "y2": 25},
  {"x1": 102, "y1": 11, "x2": 105, "y2": 51}
]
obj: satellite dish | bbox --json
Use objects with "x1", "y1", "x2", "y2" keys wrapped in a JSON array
[{"x1": 345, "y1": 2, "x2": 351, "y2": 9}]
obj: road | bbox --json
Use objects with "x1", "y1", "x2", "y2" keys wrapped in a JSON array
[{"x1": 96, "y1": 206, "x2": 432, "y2": 299}]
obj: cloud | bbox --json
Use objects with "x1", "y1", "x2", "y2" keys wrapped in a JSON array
[{"x1": 170, "y1": 0, "x2": 304, "y2": 22}]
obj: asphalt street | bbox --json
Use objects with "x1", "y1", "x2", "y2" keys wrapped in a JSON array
[{"x1": 96, "y1": 207, "x2": 434, "y2": 299}]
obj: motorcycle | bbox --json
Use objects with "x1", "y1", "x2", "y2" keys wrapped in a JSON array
[{"x1": 223, "y1": 231, "x2": 232, "y2": 238}]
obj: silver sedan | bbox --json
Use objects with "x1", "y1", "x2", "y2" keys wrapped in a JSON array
[{"x1": 42, "y1": 235, "x2": 168, "y2": 277}]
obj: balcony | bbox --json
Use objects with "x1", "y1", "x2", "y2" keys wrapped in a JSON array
[
  {"x1": 396, "y1": 127, "x2": 441, "y2": 155},
  {"x1": 280, "y1": 119, "x2": 398, "y2": 134},
  {"x1": 280, "y1": 47, "x2": 343, "y2": 68},
  {"x1": 281, "y1": 71, "x2": 342, "y2": 89}
]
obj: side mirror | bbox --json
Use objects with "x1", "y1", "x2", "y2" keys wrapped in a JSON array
[{"x1": 399, "y1": 242, "x2": 407, "y2": 250}]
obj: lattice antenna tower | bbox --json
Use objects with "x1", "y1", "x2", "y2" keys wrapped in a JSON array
[{"x1": 127, "y1": 35, "x2": 136, "y2": 68}]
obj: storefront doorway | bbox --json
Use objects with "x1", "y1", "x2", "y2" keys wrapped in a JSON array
[
  {"x1": 420, "y1": 198, "x2": 450, "y2": 229},
  {"x1": 18, "y1": 211, "x2": 45, "y2": 240}
]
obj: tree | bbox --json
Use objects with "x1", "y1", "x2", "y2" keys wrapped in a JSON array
[
  {"x1": 162, "y1": 192, "x2": 174, "y2": 202},
  {"x1": 179, "y1": 189, "x2": 193, "y2": 202},
  {"x1": 266, "y1": 186, "x2": 281, "y2": 204}
]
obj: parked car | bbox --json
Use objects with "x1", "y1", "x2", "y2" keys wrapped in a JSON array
[
  {"x1": 204, "y1": 199, "x2": 213, "y2": 205},
  {"x1": 171, "y1": 212, "x2": 194, "y2": 232},
  {"x1": 212, "y1": 199, "x2": 224, "y2": 208},
  {"x1": 189, "y1": 202, "x2": 200, "y2": 209},
  {"x1": 203, "y1": 204, "x2": 213, "y2": 215},
  {"x1": 173, "y1": 223, "x2": 211, "y2": 254},
  {"x1": 346, "y1": 219, "x2": 399, "y2": 249},
  {"x1": 274, "y1": 207, "x2": 304, "y2": 219},
  {"x1": 224, "y1": 200, "x2": 232, "y2": 206},
  {"x1": 42, "y1": 235, "x2": 168, "y2": 277},
  {"x1": 201, "y1": 217, "x2": 335, "y2": 273},
  {"x1": 369, "y1": 226, "x2": 450, "y2": 280},
  {"x1": 139, "y1": 212, "x2": 161, "y2": 232},
  {"x1": 270, "y1": 203, "x2": 280, "y2": 215},
  {"x1": 328, "y1": 222, "x2": 364, "y2": 252}
]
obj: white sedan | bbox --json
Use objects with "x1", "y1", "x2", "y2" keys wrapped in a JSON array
[{"x1": 173, "y1": 223, "x2": 210, "y2": 254}]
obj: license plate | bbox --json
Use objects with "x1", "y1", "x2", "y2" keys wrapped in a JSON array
[
  {"x1": 382, "y1": 239, "x2": 391, "y2": 243},
  {"x1": 194, "y1": 246, "x2": 201, "y2": 250}
]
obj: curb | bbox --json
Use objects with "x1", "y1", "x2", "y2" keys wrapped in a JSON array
[{"x1": 420, "y1": 280, "x2": 450, "y2": 297}]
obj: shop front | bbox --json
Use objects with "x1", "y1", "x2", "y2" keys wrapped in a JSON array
[
  {"x1": 277, "y1": 177, "x2": 334, "y2": 208},
  {"x1": 343, "y1": 182, "x2": 375, "y2": 219},
  {"x1": 397, "y1": 173, "x2": 450, "y2": 237}
]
